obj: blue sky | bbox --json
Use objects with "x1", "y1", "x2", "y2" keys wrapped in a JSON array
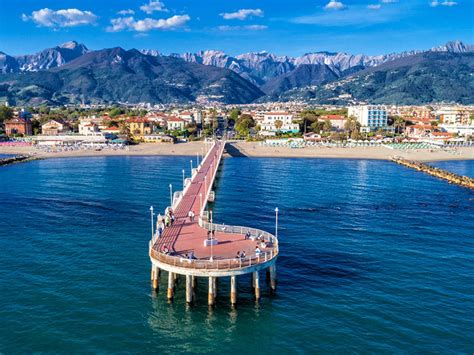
[{"x1": 0, "y1": 0, "x2": 472, "y2": 56}]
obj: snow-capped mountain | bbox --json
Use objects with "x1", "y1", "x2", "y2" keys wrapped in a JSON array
[
  {"x1": 1, "y1": 41, "x2": 89, "y2": 73},
  {"x1": 140, "y1": 40, "x2": 472, "y2": 85}
]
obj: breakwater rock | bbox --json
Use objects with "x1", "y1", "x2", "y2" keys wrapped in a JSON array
[
  {"x1": 0, "y1": 155, "x2": 36, "y2": 167},
  {"x1": 391, "y1": 156, "x2": 474, "y2": 190}
]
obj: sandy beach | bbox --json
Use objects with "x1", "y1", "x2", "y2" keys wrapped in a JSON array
[
  {"x1": 1, "y1": 141, "x2": 473, "y2": 162},
  {"x1": 228, "y1": 142, "x2": 474, "y2": 162}
]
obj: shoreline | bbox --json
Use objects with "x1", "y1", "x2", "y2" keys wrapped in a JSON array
[{"x1": 0, "y1": 141, "x2": 473, "y2": 162}]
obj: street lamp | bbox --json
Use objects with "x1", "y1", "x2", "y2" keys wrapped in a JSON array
[
  {"x1": 190, "y1": 159, "x2": 193, "y2": 174},
  {"x1": 196, "y1": 152, "x2": 200, "y2": 167},
  {"x1": 150, "y1": 206, "x2": 155, "y2": 240},
  {"x1": 169, "y1": 184, "x2": 173, "y2": 206},
  {"x1": 182, "y1": 169, "x2": 185, "y2": 189},
  {"x1": 275, "y1": 207, "x2": 279, "y2": 239}
]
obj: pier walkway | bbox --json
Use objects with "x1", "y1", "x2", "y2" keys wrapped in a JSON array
[{"x1": 149, "y1": 140, "x2": 278, "y2": 305}]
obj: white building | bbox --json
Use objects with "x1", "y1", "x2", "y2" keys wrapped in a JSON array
[
  {"x1": 439, "y1": 124, "x2": 474, "y2": 137},
  {"x1": 348, "y1": 105, "x2": 389, "y2": 132},
  {"x1": 178, "y1": 111, "x2": 194, "y2": 123},
  {"x1": 436, "y1": 107, "x2": 471, "y2": 125},
  {"x1": 166, "y1": 117, "x2": 186, "y2": 131},
  {"x1": 260, "y1": 112, "x2": 299, "y2": 134},
  {"x1": 78, "y1": 120, "x2": 100, "y2": 136}
]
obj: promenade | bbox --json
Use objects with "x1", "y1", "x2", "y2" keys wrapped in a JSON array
[{"x1": 148, "y1": 140, "x2": 278, "y2": 305}]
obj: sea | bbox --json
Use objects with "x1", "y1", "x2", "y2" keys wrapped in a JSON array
[{"x1": 0, "y1": 156, "x2": 473, "y2": 353}]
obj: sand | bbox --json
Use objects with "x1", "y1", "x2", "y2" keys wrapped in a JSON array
[
  {"x1": 1, "y1": 141, "x2": 473, "y2": 162},
  {"x1": 228, "y1": 142, "x2": 474, "y2": 162},
  {"x1": 0, "y1": 142, "x2": 206, "y2": 159}
]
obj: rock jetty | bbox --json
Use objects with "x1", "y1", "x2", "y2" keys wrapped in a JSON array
[{"x1": 391, "y1": 156, "x2": 474, "y2": 190}]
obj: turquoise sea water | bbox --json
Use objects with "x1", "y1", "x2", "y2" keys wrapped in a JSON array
[{"x1": 0, "y1": 157, "x2": 473, "y2": 353}]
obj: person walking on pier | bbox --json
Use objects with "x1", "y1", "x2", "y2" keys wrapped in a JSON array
[
  {"x1": 188, "y1": 210, "x2": 195, "y2": 222},
  {"x1": 255, "y1": 246, "x2": 261, "y2": 256}
]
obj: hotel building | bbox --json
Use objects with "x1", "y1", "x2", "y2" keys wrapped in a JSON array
[{"x1": 348, "y1": 105, "x2": 389, "y2": 132}]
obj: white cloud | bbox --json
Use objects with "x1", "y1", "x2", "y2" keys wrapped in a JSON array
[
  {"x1": 293, "y1": 3, "x2": 402, "y2": 26},
  {"x1": 220, "y1": 9, "x2": 263, "y2": 20},
  {"x1": 218, "y1": 24, "x2": 267, "y2": 31},
  {"x1": 324, "y1": 1, "x2": 346, "y2": 10},
  {"x1": 430, "y1": 0, "x2": 457, "y2": 6},
  {"x1": 107, "y1": 14, "x2": 190, "y2": 32},
  {"x1": 140, "y1": 1, "x2": 167, "y2": 14},
  {"x1": 21, "y1": 8, "x2": 97, "y2": 28},
  {"x1": 367, "y1": 4, "x2": 382, "y2": 9},
  {"x1": 381, "y1": 0, "x2": 398, "y2": 3},
  {"x1": 117, "y1": 9, "x2": 135, "y2": 15}
]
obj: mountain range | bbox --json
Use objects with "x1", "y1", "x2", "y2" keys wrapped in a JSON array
[{"x1": 0, "y1": 40, "x2": 473, "y2": 105}]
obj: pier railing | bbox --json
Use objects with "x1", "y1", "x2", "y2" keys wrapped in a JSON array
[
  {"x1": 149, "y1": 239, "x2": 278, "y2": 271},
  {"x1": 150, "y1": 217, "x2": 278, "y2": 271}
]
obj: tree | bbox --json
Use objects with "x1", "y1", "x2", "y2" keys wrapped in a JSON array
[
  {"x1": 109, "y1": 107, "x2": 124, "y2": 118},
  {"x1": 392, "y1": 116, "x2": 406, "y2": 135},
  {"x1": 0, "y1": 106, "x2": 13, "y2": 125},
  {"x1": 323, "y1": 120, "x2": 332, "y2": 132},
  {"x1": 344, "y1": 116, "x2": 361, "y2": 137},
  {"x1": 228, "y1": 108, "x2": 240, "y2": 126},
  {"x1": 351, "y1": 130, "x2": 361, "y2": 140},
  {"x1": 297, "y1": 110, "x2": 319, "y2": 133},
  {"x1": 310, "y1": 120, "x2": 324, "y2": 133},
  {"x1": 274, "y1": 120, "x2": 283, "y2": 132},
  {"x1": 235, "y1": 115, "x2": 255, "y2": 137}
]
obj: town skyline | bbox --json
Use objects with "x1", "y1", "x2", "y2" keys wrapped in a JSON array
[{"x1": 1, "y1": 0, "x2": 472, "y2": 56}]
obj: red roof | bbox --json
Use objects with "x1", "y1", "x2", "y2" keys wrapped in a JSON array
[
  {"x1": 104, "y1": 126, "x2": 120, "y2": 131},
  {"x1": 126, "y1": 117, "x2": 149, "y2": 123},
  {"x1": 167, "y1": 116, "x2": 185, "y2": 122},
  {"x1": 5, "y1": 117, "x2": 29, "y2": 124}
]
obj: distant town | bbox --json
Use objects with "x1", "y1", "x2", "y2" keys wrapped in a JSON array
[{"x1": 1, "y1": 102, "x2": 473, "y2": 152}]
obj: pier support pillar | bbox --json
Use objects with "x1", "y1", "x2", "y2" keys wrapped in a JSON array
[
  {"x1": 192, "y1": 276, "x2": 197, "y2": 289},
  {"x1": 253, "y1": 271, "x2": 260, "y2": 301},
  {"x1": 213, "y1": 277, "x2": 217, "y2": 297},
  {"x1": 186, "y1": 275, "x2": 193, "y2": 304},
  {"x1": 270, "y1": 265, "x2": 277, "y2": 293},
  {"x1": 151, "y1": 266, "x2": 160, "y2": 291},
  {"x1": 230, "y1": 276, "x2": 237, "y2": 305},
  {"x1": 167, "y1": 272, "x2": 174, "y2": 300},
  {"x1": 208, "y1": 277, "x2": 215, "y2": 306}
]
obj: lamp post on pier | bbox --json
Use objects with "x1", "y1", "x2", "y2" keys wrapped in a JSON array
[
  {"x1": 190, "y1": 159, "x2": 193, "y2": 175},
  {"x1": 197, "y1": 152, "x2": 200, "y2": 167},
  {"x1": 150, "y1": 206, "x2": 155, "y2": 240},
  {"x1": 182, "y1": 169, "x2": 185, "y2": 189},
  {"x1": 169, "y1": 184, "x2": 173, "y2": 206},
  {"x1": 275, "y1": 207, "x2": 279, "y2": 239}
]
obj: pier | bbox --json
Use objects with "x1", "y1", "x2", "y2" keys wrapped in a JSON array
[
  {"x1": 149, "y1": 140, "x2": 278, "y2": 305},
  {"x1": 391, "y1": 156, "x2": 474, "y2": 190}
]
